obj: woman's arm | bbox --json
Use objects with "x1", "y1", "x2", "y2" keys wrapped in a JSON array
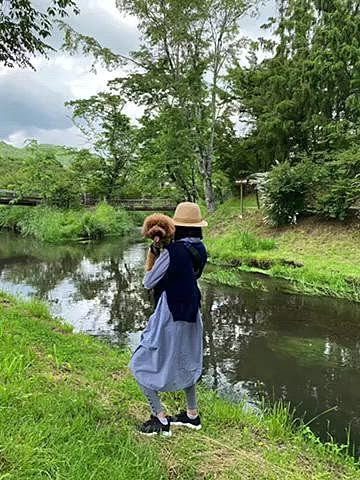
[{"x1": 143, "y1": 249, "x2": 170, "y2": 289}]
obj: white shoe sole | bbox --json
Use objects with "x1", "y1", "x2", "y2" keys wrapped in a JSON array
[
  {"x1": 139, "y1": 430, "x2": 172, "y2": 437},
  {"x1": 171, "y1": 422, "x2": 202, "y2": 430}
]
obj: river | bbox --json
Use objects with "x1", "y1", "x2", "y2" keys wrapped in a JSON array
[{"x1": 1, "y1": 232, "x2": 360, "y2": 454}]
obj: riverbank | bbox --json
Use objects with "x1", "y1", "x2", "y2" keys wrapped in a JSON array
[
  {"x1": 204, "y1": 198, "x2": 360, "y2": 302},
  {"x1": 0, "y1": 203, "x2": 137, "y2": 243},
  {"x1": 1, "y1": 292, "x2": 359, "y2": 479}
]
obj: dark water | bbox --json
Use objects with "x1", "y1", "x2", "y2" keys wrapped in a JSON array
[{"x1": 1, "y1": 232, "x2": 360, "y2": 453}]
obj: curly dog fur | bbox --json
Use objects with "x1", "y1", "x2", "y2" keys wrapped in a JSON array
[{"x1": 142, "y1": 213, "x2": 175, "y2": 271}]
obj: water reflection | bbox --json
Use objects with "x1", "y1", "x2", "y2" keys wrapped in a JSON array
[
  {"x1": 0, "y1": 233, "x2": 152, "y2": 345},
  {"x1": 1, "y1": 232, "x2": 360, "y2": 452},
  {"x1": 201, "y1": 282, "x2": 360, "y2": 450}
]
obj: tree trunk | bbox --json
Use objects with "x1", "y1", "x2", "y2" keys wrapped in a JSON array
[
  {"x1": 191, "y1": 161, "x2": 198, "y2": 202},
  {"x1": 204, "y1": 166, "x2": 216, "y2": 212},
  {"x1": 194, "y1": 104, "x2": 216, "y2": 212}
]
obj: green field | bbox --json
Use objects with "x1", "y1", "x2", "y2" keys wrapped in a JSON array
[{"x1": 205, "y1": 198, "x2": 360, "y2": 302}]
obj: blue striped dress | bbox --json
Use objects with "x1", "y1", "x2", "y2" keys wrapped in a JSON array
[{"x1": 129, "y1": 238, "x2": 204, "y2": 392}]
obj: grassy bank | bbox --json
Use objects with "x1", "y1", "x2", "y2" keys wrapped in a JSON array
[
  {"x1": 1, "y1": 292, "x2": 359, "y2": 479},
  {"x1": 0, "y1": 203, "x2": 135, "y2": 243},
  {"x1": 205, "y1": 198, "x2": 360, "y2": 302}
]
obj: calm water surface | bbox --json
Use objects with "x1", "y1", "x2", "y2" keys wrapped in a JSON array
[{"x1": 1, "y1": 232, "x2": 360, "y2": 453}]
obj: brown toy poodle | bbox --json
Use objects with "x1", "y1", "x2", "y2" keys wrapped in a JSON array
[{"x1": 142, "y1": 213, "x2": 175, "y2": 271}]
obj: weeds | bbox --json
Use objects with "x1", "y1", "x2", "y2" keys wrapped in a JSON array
[{"x1": 0, "y1": 203, "x2": 134, "y2": 243}]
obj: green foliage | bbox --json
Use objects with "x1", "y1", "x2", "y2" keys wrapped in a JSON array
[
  {"x1": 0, "y1": 204, "x2": 134, "y2": 243},
  {"x1": 63, "y1": 0, "x2": 258, "y2": 211},
  {"x1": 136, "y1": 108, "x2": 200, "y2": 201},
  {"x1": 80, "y1": 203, "x2": 132, "y2": 240},
  {"x1": 230, "y1": 0, "x2": 360, "y2": 163},
  {"x1": 260, "y1": 161, "x2": 317, "y2": 226},
  {"x1": 8, "y1": 140, "x2": 80, "y2": 208},
  {"x1": 3, "y1": 0, "x2": 360, "y2": 222},
  {"x1": 0, "y1": 0, "x2": 79, "y2": 69},
  {"x1": 0, "y1": 141, "x2": 75, "y2": 191},
  {"x1": 226, "y1": 0, "x2": 360, "y2": 223},
  {"x1": 206, "y1": 198, "x2": 360, "y2": 302},
  {"x1": 315, "y1": 147, "x2": 360, "y2": 220},
  {"x1": 66, "y1": 93, "x2": 137, "y2": 199},
  {"x1": 259, "y1": 147, "x2": 360, "y2": 225},
  {"x1": 68, "y1": 149, "x2": 108, "y2": 200},
  {"x1": 0, "y1": 141, "x2": 124, "y2": 208},
  {"x1": 0, "y1": 141, "x2": 26, "y2": 187},
  {"x1": 0, "y1": 206, "x2": 28, "y2": 231}
]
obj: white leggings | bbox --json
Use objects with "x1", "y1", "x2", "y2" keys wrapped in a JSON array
[{"x1": 138, "y1": 382, "x2": 197, "y2": 415}]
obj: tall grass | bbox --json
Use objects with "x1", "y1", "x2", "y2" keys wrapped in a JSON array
[
  {"x1": 271, "y1": 264, "x2": 360, "y2": 302},
  {"x1": 206, "y1": 230, "x2": 276, "y2": 263},
  {"x1": 0, "y1": 203, "x2": 134, "y2": 243}
]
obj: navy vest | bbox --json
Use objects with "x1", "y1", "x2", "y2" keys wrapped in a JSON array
[{"x1": 154, "y1": 241, "x2": 207, "y2": 323}]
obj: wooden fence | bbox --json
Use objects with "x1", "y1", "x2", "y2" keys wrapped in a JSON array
[
  {"x1": 0, "y1": 190, "x2": 42, "y2": 206},
  {"x1": 0, "y1": 190, "x2": 176, "y2": 211}
]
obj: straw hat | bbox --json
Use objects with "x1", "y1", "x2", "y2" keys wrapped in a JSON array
[{"x1": 173, "y1": 202, "x2": 208, "y2": 227}]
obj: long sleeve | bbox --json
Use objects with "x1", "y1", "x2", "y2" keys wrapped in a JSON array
[{"x1": 143, "y1": 249, "x2": 170, "y2": 289}]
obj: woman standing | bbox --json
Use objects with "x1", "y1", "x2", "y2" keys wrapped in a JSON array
[{"x1": 130, "y1": 202, "x2": 208, "y2": 436}]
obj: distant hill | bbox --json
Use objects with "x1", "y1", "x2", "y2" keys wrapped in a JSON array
[{"x1": 0, "y1": 141, "x2": 80, "y2": 189}]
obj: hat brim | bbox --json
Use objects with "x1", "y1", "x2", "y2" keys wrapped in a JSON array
[{"x1": 173, "y1": 219, "x2": 208, "y2": 227}]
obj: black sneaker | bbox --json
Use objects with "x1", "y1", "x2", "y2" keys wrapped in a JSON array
[
  {"x1": 138, "y1": 415, "x2": 172, "y2": 436},
  {"x1": 171, "y1": 411, "x2": 201, "y2": 430}
]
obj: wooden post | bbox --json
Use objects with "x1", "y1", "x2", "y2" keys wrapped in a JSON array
[
  {"x1": 240, "y1": 182, "x2": 244, "y2": 218},
  {"x1": 256, "y1": 189, "x2": 260, "y2": 209}
]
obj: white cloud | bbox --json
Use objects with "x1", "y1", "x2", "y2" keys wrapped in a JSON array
[
  {"x1": 0, "y1": 0, "x2": 276, "y2": 148},
  {"x1": 5, "y1": 126, "x2": 89, "y2": 149},
  {"x1": 0, "y1": 0, "x2": 140, "y2": 147}
]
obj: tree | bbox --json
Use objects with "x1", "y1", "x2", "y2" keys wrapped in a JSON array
[
  {"x1": 137, "y1": 108, "x2": 200, "y2": 201},
  {"x1": 61, "y1": 0, "x2": 256, "y2": 211},
  {"x1": 117, "y1": 0, "x2": 256, "y2": 211},
  {"x1": 229, "y1": 0, "x2": 360, "y2": 165},
  {"x1": 13, "y1": 140, "x2": 79, "y2": 207},
  {"x1": 66, "y1": 93, "x2": 137, "y2": 199},
  {"x1": 69, "y1": 149, "x2": 109, "y2": 201},
  {"x1": 0, "y1": 0, "x2": 79, "y2": 69}
]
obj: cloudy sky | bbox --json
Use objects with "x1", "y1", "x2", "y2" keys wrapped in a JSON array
[{"x1": 0, "y1": 0, "x2": 276, "y2": 149}]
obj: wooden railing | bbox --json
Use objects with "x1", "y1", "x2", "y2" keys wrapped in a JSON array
[
  {"x1": 0, "y1": 190, "x2": 176, "y2": 211},
  {"x1": 82, "y1": 196, "x2": 176, "y2": 211},
  {"x1": 0, "y1": 190, "x2": 42, "y2": 206}
]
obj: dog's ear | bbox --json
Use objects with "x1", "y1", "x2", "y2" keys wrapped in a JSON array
[
  {"x1": 164, "y1": 218, "x2": 176, "y2": 238},
  {"x1": 145, "y1": 249, "x2": 157, "y2": 271}
]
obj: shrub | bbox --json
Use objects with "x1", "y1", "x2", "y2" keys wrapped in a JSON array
[
  {"x1": 315, "y1": 147, "x2": 360, "y2": 220},
  {"x1": 79, "y1": 203, "x2": 133, "y2": 239},
  {"x1": 0, "y1": 204, "x2": 134, "y2": 243},
  {"x1": 0, "y1": 206, "x2": 28, "y2": 231},
  {"x1": 259, "y1": 161, "x2": 317, "y2": 226},
  {"x1": 259, "y1": 147, "x2": 360, "y2": 225},
  {"x1": 47, "y1": 182, "x2": 80, "y2": 209}
]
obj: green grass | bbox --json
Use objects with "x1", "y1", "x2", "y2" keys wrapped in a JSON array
[
  {"x1": 207, "y1": 231, "x2": 276, "y2": 257},
  {"x1": 0, "y1": 203, "x2": 135, "y2": 243},
  {"x1": 205, "y1": 197, "x2": 360, "y2": 302},
  {"x1": 0, "y1": 292, "x2": 360, "y2": 479}
]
